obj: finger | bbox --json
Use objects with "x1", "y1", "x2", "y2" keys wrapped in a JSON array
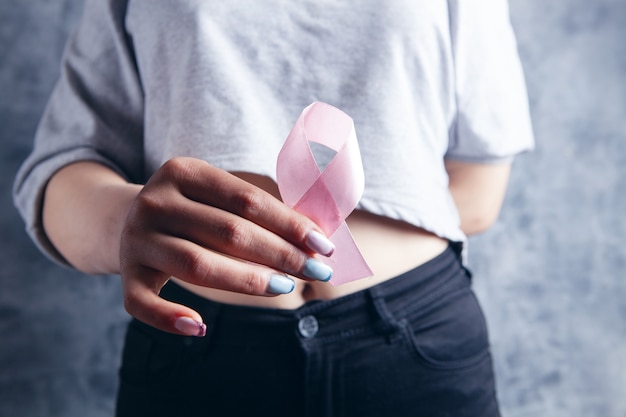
[
  {"x1": 121, "y1": 265, "x2": 208, "y2": 337},
  {"x1": 161, "y1": 158, "x2": 335, "y2": 257},
  {"x1": 152, "y1": 196, "x2": 333, "y2": 281},
  {"x1": 121, "y1": 245, "x2": 297, "y2": 336},
  {"x1": 129, "y1": 232, "x2": 298, "y2": 294}
]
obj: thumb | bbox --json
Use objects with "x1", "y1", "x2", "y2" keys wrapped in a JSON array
[{"x1": 121, "y1": 267, "x2": 207, "y2": 337}]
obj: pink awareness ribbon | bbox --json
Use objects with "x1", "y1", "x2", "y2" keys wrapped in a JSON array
[{"x1": 277, "y1": 102, "x2": 373, "y2": 285}]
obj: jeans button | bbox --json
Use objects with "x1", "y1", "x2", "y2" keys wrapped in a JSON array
[{"x1": 298, "y1": 315, "x2": 319, "y2": 338}]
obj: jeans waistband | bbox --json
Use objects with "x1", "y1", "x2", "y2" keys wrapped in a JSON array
[{"x1": 150, "y1": 243, "x2": 467, "y2": 347}]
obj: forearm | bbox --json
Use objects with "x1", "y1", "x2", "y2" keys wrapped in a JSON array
[
  {"x1": 445, "y1": 159, "x2": 512, "y2": 236},
  {"x1": 43, "y1": 161, "x2": 142, "y2": 274}
]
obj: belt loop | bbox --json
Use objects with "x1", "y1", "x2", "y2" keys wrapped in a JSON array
[
  {"x1": 367, "y1": 287, "x2": 404, "y2": 338},
  {"x1": 181, "y1": 299, "x2": 221, "y2": 355},
  {"x1": 160, "y1": 281, "x2": 222, "y2": 354},
  {"x1": 204, "y1": 301, "x2": 221, "y2": 338},
  {"x1": 198, "y1": 301, "x2": 221, "y2": 354}
]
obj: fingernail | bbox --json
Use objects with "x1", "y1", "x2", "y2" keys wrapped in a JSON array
[
  {"x1": 174, "y1": 317, "x2": 207, "y2": 337},
  {"x1": 268, "y1": 274, "x2": 295, "y2": 294},
  {"x1": 306, "y1": 230, "x2": 335, "y2": 256},
  {"x1": 303, "y1": 258, "x2": 333, "y2": 282}
]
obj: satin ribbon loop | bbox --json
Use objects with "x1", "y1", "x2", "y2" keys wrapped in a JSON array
[{"x1": 277, "y1": 102, "x2": 373, "y2": 285}]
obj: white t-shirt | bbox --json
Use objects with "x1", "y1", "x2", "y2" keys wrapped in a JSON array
[{"x1": 14, "y1": 0, "x2": 534, "y2": 265}]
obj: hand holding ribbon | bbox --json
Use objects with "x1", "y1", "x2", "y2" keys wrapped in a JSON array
[{"x1": 276, "y1": 102, "x2": 373, "y2": 285}]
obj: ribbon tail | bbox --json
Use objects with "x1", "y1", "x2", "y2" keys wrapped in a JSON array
[{"x1": 325, "y1": 222, "x2": 373, "y2": 286}]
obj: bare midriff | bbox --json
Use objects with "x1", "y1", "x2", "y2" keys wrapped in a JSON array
[{"x1": 173, "y1": 173, "x2": 448, "y2": 309}]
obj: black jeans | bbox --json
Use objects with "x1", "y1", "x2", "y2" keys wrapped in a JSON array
[{"x1": 116, "y1": 245, "x2": 501, "y2": 417}]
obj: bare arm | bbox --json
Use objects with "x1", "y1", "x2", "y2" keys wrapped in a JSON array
[
  {"x1": 43, "y1": 161, "x2": 141, "y2": 274},
  {"x1": 445, "y1": 159, "x2": 512, "y2": 235},
  {"x1": 43, "y1": 158, "x2": 335, "y2": 336}
]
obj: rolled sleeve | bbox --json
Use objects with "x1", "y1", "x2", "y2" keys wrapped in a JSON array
[
  {"x1": 446, "y1": 0, "x2": 535, "y2": 163},
  {"x1": 13, "y1": 0, "x2": 144, "y2": 265}
]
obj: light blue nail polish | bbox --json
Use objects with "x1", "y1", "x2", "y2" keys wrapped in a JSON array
[
  {"x1": 303, "y1": 258, "x2": 333, "y2": 282},
  {"x1": 268, "y1": 275, "x2": 295, "y2": 294}
]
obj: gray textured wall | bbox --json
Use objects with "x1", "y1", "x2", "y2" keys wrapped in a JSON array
[
  {"x1": 1, "y1": 1, "x2": 624, "y2": 416},
  {"x1": 0, "y1": 2, "x2": 128, "y2": 416}
]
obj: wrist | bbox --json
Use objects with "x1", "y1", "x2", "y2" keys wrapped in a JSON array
[{"x1": 91, "y1": 182, "x2": 142, "y2": 274}]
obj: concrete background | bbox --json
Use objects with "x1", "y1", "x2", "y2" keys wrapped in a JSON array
[{"x1": 1, "y1": 1, "x2": 624, "y2": 416}]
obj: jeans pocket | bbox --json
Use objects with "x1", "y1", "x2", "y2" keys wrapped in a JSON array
[{"x1": 400, "y1": 287, "x2": 491, "y2": 370}]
